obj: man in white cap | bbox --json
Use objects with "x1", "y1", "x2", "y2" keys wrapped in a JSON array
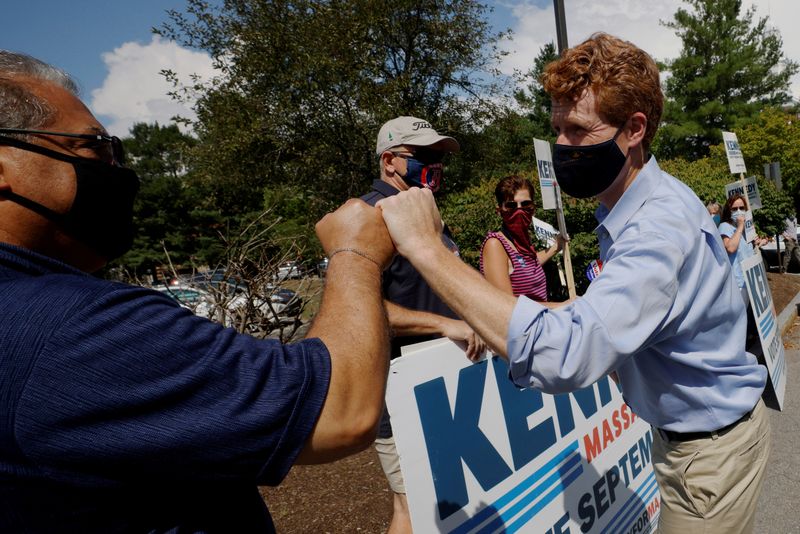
[{"x1": 361, "y1": 116, "x2": 486, "y2": 533}]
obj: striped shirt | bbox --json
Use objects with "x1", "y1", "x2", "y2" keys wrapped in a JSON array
[{"x1": 480, "y1": 231, "x2": 547, "y2": 301}]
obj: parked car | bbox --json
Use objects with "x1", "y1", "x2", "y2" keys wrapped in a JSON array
[
  {"x1": 316, "y1": 257, "x2": 329, "y2": 277},
  {"x1": 154, "y1": 275, "x2": 303, "y2": 330},
  {"x1": 275, "y1": 261, "x2": 303, "y2": 280}
]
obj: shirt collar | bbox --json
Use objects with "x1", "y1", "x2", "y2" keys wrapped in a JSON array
[
  {"x1": 371, "y1": 179, "x2": 402, "y2": 198},
  {"x1": 0, "y1": 241, "x2": 88, "y2": 277},
  {"x1": 595, "y1": 156, "x2": 661, "y2": 242}
]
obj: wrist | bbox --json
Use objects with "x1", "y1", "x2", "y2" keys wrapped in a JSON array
[
  {"x1": 328, "y1": 247, "x2": 381, "y2": 268},
  {"x1": 399, "y1": 235, "x2": 442, "y2": 265}
]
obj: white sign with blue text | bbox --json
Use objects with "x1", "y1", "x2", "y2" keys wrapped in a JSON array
[
  {"x1": 722, "y1": 131, "x2": 747, "y2": 174},
  {"x1": 534, "y1": 139, "x2": 558, "y2": 210},
  {"x1": 725, "y1": 176, "x2": 762, "y2": 210},
  {"x1": 387, "y1": 339, "x2": 660, "y2": 534},
  {"x1": 741, "y1": 254, "x2": 787, "y2": 410}
]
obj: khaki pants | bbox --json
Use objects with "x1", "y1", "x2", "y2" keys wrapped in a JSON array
[
  {"x1": 653, "y1": 398, "x2": 770, "y2": 534},
  {"x1": 374, "y1": 436, "x2": 406, "y2": 494}
]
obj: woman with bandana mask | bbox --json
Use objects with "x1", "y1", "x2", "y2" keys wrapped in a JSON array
[{"x1": 479, "y1": 175, "x2": 566, "y2": 301}]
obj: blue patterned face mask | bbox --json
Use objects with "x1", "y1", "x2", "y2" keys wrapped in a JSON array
[
  {"x1": 731, "y1": 209, "x2": 747, "y2": 221},
  {"x1": 393, "y1": 148, "x2": 445, "y2": 192},
  {"x1": 401, "y1": 156, "x2": 443, "y2": 192}
]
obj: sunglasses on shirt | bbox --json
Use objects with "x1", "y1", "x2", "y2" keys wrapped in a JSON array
[{"x1": 0, "y1": 127, "x2": 126, "y2": 167}]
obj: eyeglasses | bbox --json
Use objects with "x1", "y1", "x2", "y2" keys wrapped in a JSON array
[
  {"x1": 0, "y1": 127, "x2": 125, "y2": 166},
  {"x1": 731, "y1": 206, "x2": 747, "y2": 213},
  {"x1": 502, "y1": 200, "x2": 534, "y2": 211},
  {"x1": 391, "y1": 148, "x2": 444, "y2": 165}
]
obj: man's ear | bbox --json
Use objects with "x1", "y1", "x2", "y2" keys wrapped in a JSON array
[
  {"x1": 380, "y1": 150, "x2": 396, "y2": 174},
  {"x1": 626, "y1": 112, "x2": 647, "y2": 149}
]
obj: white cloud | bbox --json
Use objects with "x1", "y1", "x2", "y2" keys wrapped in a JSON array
[
  {"x1": 500, "y1": 0, "x2": 800, "y2": 100},
  {"x1": 90, "y1": 35, "x2": 219, "y2": 136}
]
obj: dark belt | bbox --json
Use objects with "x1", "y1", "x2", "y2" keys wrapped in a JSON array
[{"x1": 658, "y1": 409, "x2": 753, "y2": 442}]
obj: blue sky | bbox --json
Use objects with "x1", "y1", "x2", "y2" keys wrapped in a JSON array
[
  {"x1": 4, "y1": 1, "x2": 798, "y2": 137},
  {"x1": 4, "y1": 1, "x2": 188, "y2": 94}
]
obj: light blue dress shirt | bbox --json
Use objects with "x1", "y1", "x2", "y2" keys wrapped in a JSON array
[
  {"x1": 719, "y1": 220, "x2": 754, "y2": 289},
  {"x1": 507, "y1": 157, "x2": 766, "y2": 432}
]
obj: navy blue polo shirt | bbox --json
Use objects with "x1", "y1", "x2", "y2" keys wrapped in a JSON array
[
  {"x1": 0, "y1": 243, "x2": 331, "y2": 533},
  {"x1": 362, "y1": 180, "x2": 459, "y2": 438}
]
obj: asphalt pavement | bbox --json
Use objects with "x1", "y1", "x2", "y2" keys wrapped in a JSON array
[{"x1": 754, "y1": 292, "x2": 800, "y2": 533}]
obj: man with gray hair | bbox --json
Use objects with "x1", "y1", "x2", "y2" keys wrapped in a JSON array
[
  {"x1": 361, "y1": 116, "x2": 486, "y2": 533},
  {"x1": 0, "y1": 50, "x2": 394, "y2": 532}
]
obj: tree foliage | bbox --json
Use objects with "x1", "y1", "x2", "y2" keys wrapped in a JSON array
[
  {"x1": 112, "y1": 122, "x2": 218, "y2": 275},
  {"x1": 157, "y1": 0, "x2": 510, "y2": 219},
  {"x1": 658, "y1": 0, "x2": 798, "y2": 160}
]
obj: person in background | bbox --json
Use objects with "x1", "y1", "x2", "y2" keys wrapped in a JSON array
[
  {"x1": 719, "y1": 194, "x2": 768, "y2": 295},
  {"x1": 377, "y1": 33, "x2": 770, "y2": 533},
  {"x1": 0, "y1": 49, "x2": 395, "y2": 533},
  {"x1": 781, "y1": 214, "x2": 800, "y2": 273},
  {"x1": 361, "y1": 116, "x2": 486, "y2": 534},
  {"x1": 480, "y1": 175, "x2": 565, "y2": 301},
  {"x1": 706, "y1": 200, "x2": 722, "y2": 226}
]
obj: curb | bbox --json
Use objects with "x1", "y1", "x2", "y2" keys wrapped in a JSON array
[{"x1": 778, "y1": 282, "x2": 800, "y2": 338}]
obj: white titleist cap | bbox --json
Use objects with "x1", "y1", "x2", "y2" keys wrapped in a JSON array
[{"x1": 375, "y1": 116, "x2": 460, "y2": 156}]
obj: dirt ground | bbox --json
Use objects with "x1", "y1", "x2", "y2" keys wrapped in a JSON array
[{"x1": 261, "y1": 273, "x2": 800, "y2": 533}]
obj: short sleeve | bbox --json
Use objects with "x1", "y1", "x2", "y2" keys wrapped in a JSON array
[{"x1": 15, "y1": 285, "x2": 331, "y2": 487}]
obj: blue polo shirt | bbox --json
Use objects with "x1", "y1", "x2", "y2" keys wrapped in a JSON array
[
  {"x1": 0, "y1": 243, "x2": 331, "y2": 533},
  {"x1": 362, "y1": 180, "x2": 460, "y2": 438},
  {"x1": 361, "y1": 179, "x2": 459, "y2": 357}
]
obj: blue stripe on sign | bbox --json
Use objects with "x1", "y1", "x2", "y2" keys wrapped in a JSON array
[
  {"x1": 450, "y1": 441, "x2": 580, "y2": 534},
  {"x1": 617, "y1": 479, "x2": 659, "y2": 533},
  {"x1": 478, "y1": 454, "x2": 583, "y2": 533},
  {"x1": 773, "y1": 351, "x2": 784, "y2": 385},
  {"x1": 600, "y1": 472, "x2": 658, "y2": 534},
  {"x1": 505, "y1": 463, "x2": 584, "y2": 534},
  {"x1": 759, "y1": 314, "x2": 774, "y2": 338}
]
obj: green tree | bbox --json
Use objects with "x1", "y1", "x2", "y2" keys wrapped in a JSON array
[
  {"x1": 457, "y1": 42, "x2": 559, "y2": 180},
  {"x1": 733, "y1": 107, "x2": 800, "y2": 215},
  {"x1": 514, "y1": 41, "x2": 558, "y2": 141},
  {"x1": 158, "y1": 0, "x2": 510, "y2": 219},
  {"x1": 658, "y1": 0, "x2": 798, "y2": 160},
  {"x1": 113, "y1": 122, "x2": 214, "y2": 276}
]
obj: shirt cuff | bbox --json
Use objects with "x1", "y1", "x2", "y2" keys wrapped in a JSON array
[{"x1": 506, "y1": 296, "x2": 547, "y2": 388}]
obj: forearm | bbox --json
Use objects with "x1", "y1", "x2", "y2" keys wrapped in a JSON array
[
  {"x1": 384, "y1": 300, "x2": 452, "y2": 337},
  {"x1": 301, "y1": 253, "x2": 389, "y2": 462},
  {"x1": 406, "y1": 242, "x2": 516, "y2": 356},
  {"x1": 725, "y1": 228, "x2": 743, "y2": 253},
  {"x1": 536, "y1": 244, "x2": 560, "y2": 265}
]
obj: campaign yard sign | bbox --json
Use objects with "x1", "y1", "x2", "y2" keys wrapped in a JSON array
[
  {"x1": 387, "y1": 339, "x2": 660, "y2": 534},
  {"x1": 722, "y1": 131, "x2": 747, "y2": 174},
  {"x1": 741, "y1": 254, "x2": 787, "y2": 410},
  {"x1": 533, "y1": 217, "x2": 559, "y2": 249},
  {"x1": 534, "y1": 139, "x2": 558, "y2": 210},
  {"x1": 725, "y1": 177, "x2": 762, "y2": 210}
]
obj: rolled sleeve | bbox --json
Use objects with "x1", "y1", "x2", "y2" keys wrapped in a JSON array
[
  {"x1": 505, "y1": 232, "x2": 681, "y2": 395},
  {"x1": 507, "y1": 296, "x2": 547, "y2": 387}
]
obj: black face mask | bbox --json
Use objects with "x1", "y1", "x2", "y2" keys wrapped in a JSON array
[
  {"x1": 552, "y1": 128, "x2": 627, "y2": 198},
  {"x1": 0, "y1": 135, "x2": 140, "y2": 260}
]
